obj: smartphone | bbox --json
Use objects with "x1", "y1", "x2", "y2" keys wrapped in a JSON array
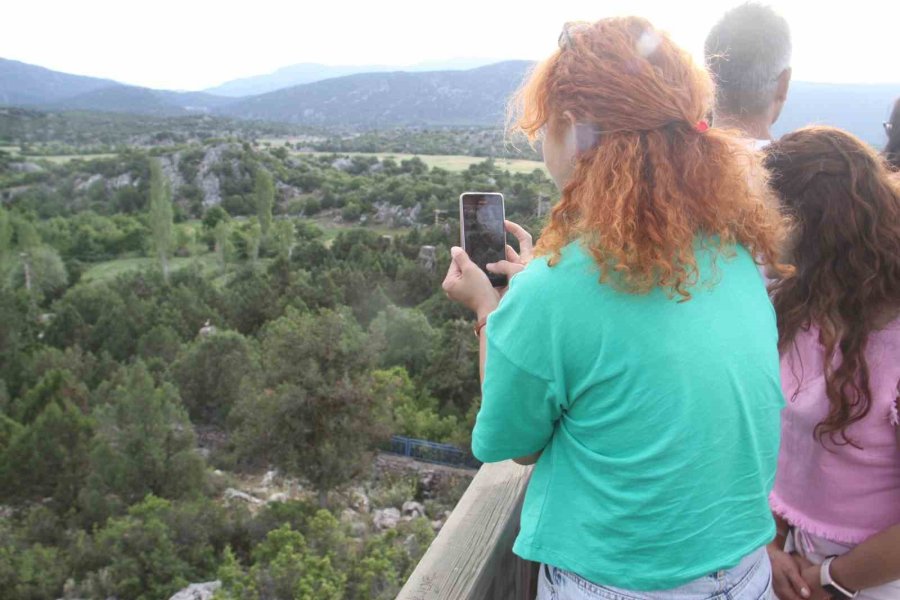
[{"x1": 459, "y1": 192, "x2": 507, "y2": 288}]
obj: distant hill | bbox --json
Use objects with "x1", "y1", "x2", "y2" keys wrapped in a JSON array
[
  {"x1": 1, "y1": 57, "x2": 896, "y2": 144},
  {"x1": 217, "y1": 61, "x2": 533, "y2": 127},
  {"x1": 49, "y1": 86, "x2": 237, "y2": 116},
  {"x1": 0, "y1": 58, "x2": 118, "y2": 106},
  {"x1": 216, "y1": 62, "x2": 897, "y2": 141},
  {"x1": 204, "y1": 58, "x2": 500, "y2": 97},
  {"x1": 1, "y1": 58, "x2": 237, "y2": 116}
]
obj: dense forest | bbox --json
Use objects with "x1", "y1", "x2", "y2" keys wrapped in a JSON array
[{"x1": 0, "y1": 121, "x2": 553, "y2": 599}]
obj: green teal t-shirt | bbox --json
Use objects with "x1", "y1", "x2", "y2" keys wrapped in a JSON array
[{"x1": 472, "y1": 241, "x2": 783, "y2": 591}]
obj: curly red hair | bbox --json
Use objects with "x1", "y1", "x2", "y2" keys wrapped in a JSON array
[{"x1": 511, "y1": 16, "x2": 789, "y2": 297}]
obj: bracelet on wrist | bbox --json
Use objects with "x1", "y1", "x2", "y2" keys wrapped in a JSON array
[{"x1": 473, "y1": 317, "x2": 488, "y2": 338}]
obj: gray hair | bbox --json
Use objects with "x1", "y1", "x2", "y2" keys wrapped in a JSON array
[{"x1": 704, "y1": 3, "x2": 792, "y2": 117}]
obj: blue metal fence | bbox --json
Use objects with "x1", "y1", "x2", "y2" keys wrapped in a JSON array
[{"x1": 386, "y1": 435, "x2": 481, "y2": 469}]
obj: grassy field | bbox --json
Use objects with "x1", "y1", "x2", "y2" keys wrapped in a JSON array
[
  {"x1": 0, "y1": 145, "x2": 116, "y2": 163},
  {"x1": 39, "y1": 153, "x2": 118, "y2": 164},
  {"x1": 308, "y1": 217, "x2": 409, "y2": 244},
  {"x1": 79, "y1": 220, "x2": 408, "y2": 285},
  {"x1": 81, "y1": 253, "x2": 221, "y2": 284},
  {"x1": 296, "y1": 150, "x2": 546, "y2": 175}
]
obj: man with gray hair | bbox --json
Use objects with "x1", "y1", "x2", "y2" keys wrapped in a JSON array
[{"x1": 705, "y1": 3, "x2": 792, "y2": 147}]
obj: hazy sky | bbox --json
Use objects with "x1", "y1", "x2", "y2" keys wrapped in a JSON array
[{"x1": 4, "y1": 0, "x2": 899, "y2": 91}]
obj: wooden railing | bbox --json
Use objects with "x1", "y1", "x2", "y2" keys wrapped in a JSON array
[{"x1": 396, "y1": 461, "x2": 538, "y2": 600}]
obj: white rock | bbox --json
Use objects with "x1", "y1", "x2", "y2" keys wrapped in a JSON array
[
  {"x1": 261, "y1": 469, "x2": 278, "y2": 487},
  {"x1": 401, "y1": 500, "x2": 426, "y2": 518},
  {"x1": 75, "y1": 173, "x2": 104, "y2": 192},
  {"x1": 223, "y1": 488, "x2": 263, "y2": 505},
  {"x1": 373, "y1": 507, "x2": 401, "y2": 530},
  {"x1": 108, "y1": 172, "x2": 133, "y2": 189},
  {"x1": 168, "y1": 581, "x2": 221, "y2": 600},
  {"x1": 267, "y1": 492, "x2": 288, "y2": 503}
]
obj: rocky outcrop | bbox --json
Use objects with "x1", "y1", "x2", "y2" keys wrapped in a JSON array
[
  {"x1": 157, "y1": 152, "x2": 185, "y2": 193},
  {"x1": 74, "y1": 173, "x2": 103, "y2": 191},
  {"x1": 331, "y1": 156, "x2": 354, "y2": 171},
  {"x1": 223, "y1": 487, "x2": 264, "y2": 506},
  {"x1": 197, "y1": 143, "x2": 234, "y2": 207},
  {"x1": 373, "y1": 507, "x2": 401, "y2": 530},
  {"x1": 372, "y1": 201, "x2": 422, "y2": 228},
  {"x1": 108, "y1": 172, "x2": 134, "y2": 190},
  {"x1": 9, "y1": 162, "x2": 43, "y2": 173},
  {"x1": 417, "y1": 246, "x2": 437, "y2": 272},
  {"x1": 168, "y1": 581, "x2": 221, "y2": 600},
  {"x1": 276, "y1": 181, "x2": 301, "y2": 201},
  {"x1": 401, "y1": 500, "x2": 426, "y2": 519}
]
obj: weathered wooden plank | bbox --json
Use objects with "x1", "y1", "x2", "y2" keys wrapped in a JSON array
[{"x1": 396, "y1": 460, "x2": 534, "y2": 600}]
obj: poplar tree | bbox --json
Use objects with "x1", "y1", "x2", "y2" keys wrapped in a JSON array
[
  {"x1": 254, "y1": 168, "x2": 274, "y2": 237},
  {"x1": 148, "y1": 159, "x2": 174, "y2": 283}
]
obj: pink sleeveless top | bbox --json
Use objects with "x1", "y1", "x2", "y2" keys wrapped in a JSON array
[{"x1": 770, "y1": 319, "x2": 900, "y2": 544}]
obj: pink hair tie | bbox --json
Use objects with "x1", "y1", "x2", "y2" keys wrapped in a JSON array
[{"x1": 695, "y1": 120, "x2": 710, "y2": 133}]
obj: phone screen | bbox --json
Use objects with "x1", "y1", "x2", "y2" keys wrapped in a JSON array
[{"x1": 460, "y1": 192, "x2": 507, "y2": 288}]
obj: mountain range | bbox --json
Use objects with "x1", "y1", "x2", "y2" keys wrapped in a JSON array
[
  {"x1": 0, "y1": 57, "x2": 897, "y2": 143},
  {"x1": 203, "y1": 58, "x2": 502, "y2": 97}
]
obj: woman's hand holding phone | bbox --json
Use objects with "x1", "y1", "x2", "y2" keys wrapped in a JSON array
[
  {"x1": 443, "y1": 219, "x2": 534, "y2": 315},
  {"x1": 442, "y1": 247, "x2": 500, "y2": 319},
  {"x1": 486, "y1": 220, "x2": 534, "y2": 297}
]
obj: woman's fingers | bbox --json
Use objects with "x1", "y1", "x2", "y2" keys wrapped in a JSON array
[
  {"x1": 768, "y1": 547, "x2": 810, "y2": 600},
  {"x1": 504, "y1": 220, "x2": 534, "y2": 261},
  {"x1": 441, "y1": 247, "x2": 465, "y2": 295},
  {"x1": 772, "y1": 571, "x2": 806, "y2": 600},
  {"x1": 505, "y1": 244, "x2": 520, "y2": 263},
  {"x1": 787, "y1": 568, "x2": 811, "y2": 599},
  {"x1": 486, "y1": 260, "x2": 525, "y2": 278},
  {"x1": 442, "y1": 247, "x2": 500, "y2": 314}
]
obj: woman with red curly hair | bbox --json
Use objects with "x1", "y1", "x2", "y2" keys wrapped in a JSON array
[
  {"x1": 443, "y1": 16, "x2": 788, "y2": 599},
  {"x1": 764, "y1": 127, "x2": 900, "y2": 600}
]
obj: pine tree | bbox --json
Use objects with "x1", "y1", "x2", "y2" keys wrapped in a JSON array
[{"x1": 148, "y1": 159, "x2": 174, "y2": 283}]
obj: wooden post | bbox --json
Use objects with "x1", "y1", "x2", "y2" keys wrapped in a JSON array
[{"x1": 396, "y1": 461, "x2": 537, "y2": 600}]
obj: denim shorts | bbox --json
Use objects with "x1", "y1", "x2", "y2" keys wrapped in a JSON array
[{"x1": 537, "y1": 546, "x2": 772, "y2": 600}]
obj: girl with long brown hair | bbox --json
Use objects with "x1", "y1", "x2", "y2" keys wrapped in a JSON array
[
  {"x1": 764, "y1": 127, "x2": 900, "y2": 600},
  {"x1": 443, "y1": 16, "x2": 788, "y2": 600}
]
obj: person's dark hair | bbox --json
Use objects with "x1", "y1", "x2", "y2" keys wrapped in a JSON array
[
  {"x1": 766, "y1": 127, "x2": 900, "y2": 447},
  {"x1": 705, "y1": 3, "x2": 791, "y2": 117},
  {"x1": 885, "y1": 98, "x2": 900, "y2": 170}
]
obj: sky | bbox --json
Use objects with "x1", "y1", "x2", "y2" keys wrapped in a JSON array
[{"x1": 3, "y1": 0, "x2": 899, "y2": 91}]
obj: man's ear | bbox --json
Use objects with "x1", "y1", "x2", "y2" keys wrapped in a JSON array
[
  {"x1": 770, "y1": 67, "x2": 792, "y2": 126},
  {"x1": 775, "y1": 67, "x2": 792, "y2": 103}
]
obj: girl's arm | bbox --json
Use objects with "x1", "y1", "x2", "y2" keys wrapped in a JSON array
[
  {"x1": 476, "y1": 307, "x2": 542, "y2": 467},
  {"x1": 816, "y1": 397, "x2": 900, "y2": 593},
  {"x1": 772, "y1": 511, "x2": 791, "y2": 550},
  {"x1": 826, "y1": 524, "x2": 900, "y2": 591}
]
